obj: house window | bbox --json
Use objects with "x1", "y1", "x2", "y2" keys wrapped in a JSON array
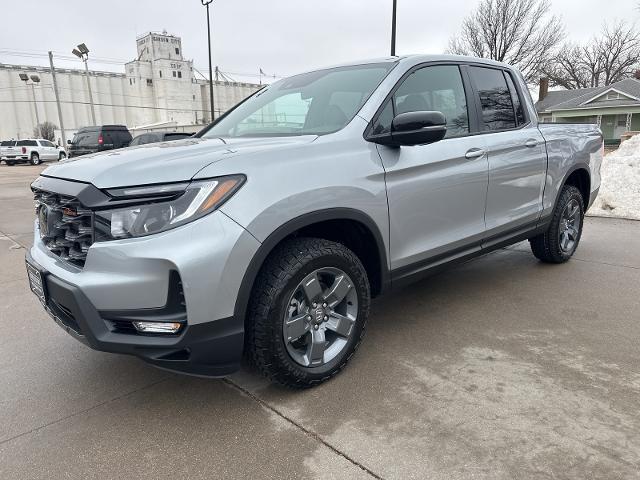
[
  {"x1": 173, "y1": 71, "x2": 176, "y2": 78},
  {"x1": 175, "y1": 48, "x2": 179, "y2": 55},
  {"x1": 146, "y1": 79, "x2": 153, "y2": 86},
  {"x1": 159, "y1": 70, "x2": 162, "y2": 78},
  {"x1": 177, "y1": 71, "x2": 182, "y2": 79},
  {"x1": 607, "y1": 92, "x2": 620, "y2": 100},
  {"x1": 618, "y1": 116, "x2": 628, "y2": 127},
  {"x1": 129, "y1": 78, "x2": 132, "y2": 85}
]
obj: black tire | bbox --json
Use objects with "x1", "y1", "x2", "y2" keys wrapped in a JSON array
[
  {"x1": 5, "y1": 161, "x2": 15, "y2": 166},
  {"x1": 247, "y1": 237, "x2": 371, "y2": 388},
  {"x1": 529, "y1": 185, "x2": 584, "y2": 263},
  {"x1": 30, "y1": 152, "x2": 40, "y2": 165},
  {"x1": 58, "y1": 152, "x2": 66, "y2": 160}
]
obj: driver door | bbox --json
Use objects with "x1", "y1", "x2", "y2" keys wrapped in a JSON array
[{"x1": 374, "y1": 64, "x2": 489, "y2": 280}]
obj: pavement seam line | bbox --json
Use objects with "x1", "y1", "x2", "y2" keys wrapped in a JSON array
[
  {"x1": 224, "y1": 378, "x2": 385, "y2": 480},
  {"x1": 0, "y1": 377, "x2": 171, "y2": 447}
]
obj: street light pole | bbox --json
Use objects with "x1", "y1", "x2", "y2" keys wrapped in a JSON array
[
  {"x1": 202, "y1": 0, "x2": 216, "y2": 123},
  {"x1": 72, "y1": 43, "x2": 96, "y2": 125},
  {"x1": 391, "y1": 0, "x2": 397, "y2": 56},
  {"x1": 30, "y1": 84, "x2": 40, "y2": 125},
  {"x1": 19, "y1": 73, "x2": 41, "y2": 127}
]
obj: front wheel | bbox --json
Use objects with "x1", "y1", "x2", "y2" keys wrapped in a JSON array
[
  {"x1": 30, "y1": 152, "x2": 41, "y2": 165},
  {"x1": 529, "y1": 185, "x2": 584, "y2": 263},
  {"x1": 248, "y1": 237, "x2": 370, "y2": 388}
]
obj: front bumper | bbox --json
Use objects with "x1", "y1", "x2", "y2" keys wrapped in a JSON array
[
  {"x1": 28, "y1": 249, "x2": 244, "y2": 375},
  {"x1": 28, "y1": 208, "x2": 261, "y2": 376}
]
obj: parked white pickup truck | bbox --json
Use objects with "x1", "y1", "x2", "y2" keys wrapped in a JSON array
[{"x1": 1, "y1": 139, "x2": 66, "y2": 166}]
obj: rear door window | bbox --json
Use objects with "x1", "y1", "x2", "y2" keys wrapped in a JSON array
[
  {"x1": 504, "y1": 73, "x2": 526, "y2": 126},
  {"x1": 469, "y1": 66, "x2": 516, "y2": 131},
  {"x1": 73, "y1": 132, "x2": 99, "y2": 146}
]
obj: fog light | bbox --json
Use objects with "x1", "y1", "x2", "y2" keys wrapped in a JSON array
[{"x1": 132, "y1": 321, "x2": 183, "y2": 334}]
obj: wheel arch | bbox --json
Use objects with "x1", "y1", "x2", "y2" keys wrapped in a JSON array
[
  {"x1": 558, "y1": 164, "x2": 591, "y2": 209},
  {"x1": 233, "y1": 208, "x2": 390, "y2": 330}
]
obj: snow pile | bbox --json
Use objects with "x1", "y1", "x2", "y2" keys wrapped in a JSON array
[{"x1": 589, "y1": 134, "x2": 640, "y2": 220}]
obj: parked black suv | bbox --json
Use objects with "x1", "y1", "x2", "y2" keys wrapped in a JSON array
[
  {"x1": 68, "y1": 125, "x2": 132, "y2": 158},
  {"x1": 129, "y1": 131, "x2": 193, "y2": 146}
]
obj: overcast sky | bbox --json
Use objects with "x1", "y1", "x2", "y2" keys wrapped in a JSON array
[{"x1": 0, "y1": 0, "x2": 636, "y2": 82}]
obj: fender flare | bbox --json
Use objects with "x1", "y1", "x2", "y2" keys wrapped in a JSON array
[{"x1": 233, "y1": 207, "x2": 390, "y2": 326}]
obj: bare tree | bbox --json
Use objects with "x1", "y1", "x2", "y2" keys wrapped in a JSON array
[
  {"x1": 544, "y1": 22, "x2": 640, "y2": 89},
  {"x1": 447, "y1": 0, "x2": 564, "y2": 84},
  {"x1": 33, "y1": 121, "x2": 57, "y2": 142}
]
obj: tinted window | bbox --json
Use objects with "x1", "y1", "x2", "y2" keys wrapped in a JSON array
[
  {"x1": 371, "y1": 101, "x2": 394, "y2": 135},
  {"x1": 1, "y1": 141, "x2": 15, "y2": 147},
  {"x1": 372, "y1": 65, "x2": 469, "y2": 138},
  {"x1": 470, "y1": 67, "x2": 516, "y2": 131},
  {"x1": 72, "y1": 131, "x2": 99, "y2": 146},
  {"x1": 40, "y1": 140, "x2": 55, "y2": 147},
  {"x1": 17, "y1": 140, "x2": 37, "y2": 147},
  {"x1": 392, "y1": 65, "x2": 469, "y2": 138},
  {"x1": 164, "y1": 133, "x2": 191, "y2": 141},
  {"x1": 504, "y1": 73, "x2": 526, "y2": 126}
]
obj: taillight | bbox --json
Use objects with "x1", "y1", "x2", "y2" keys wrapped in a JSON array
[
  {"x1": 98, "y1": 134, "x2": 104, "y2": 145},
  {"x1": 22, "y1": 146, "x2": 26, "y2": 154}
]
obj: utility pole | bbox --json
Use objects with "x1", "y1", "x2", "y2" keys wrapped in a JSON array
[
  {"x1": 202, "y1": 0, "x2": 216, "y2": 123},
  {"x1": 49, "y1": 52, "x2": 67, "y2": 145},
  {"x1": 391, "y1": 0, "x2": 397, "y2": 56}
]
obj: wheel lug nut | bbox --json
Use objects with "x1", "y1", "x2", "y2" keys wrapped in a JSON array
[
  {"x1": 322, "y1": 303, "x2": 327, "y2": 308},
  {"x1": 312, "y1": 303, "x2": 317, "y2": 308},
  {"x1": 314, "y1": 325, "x2": 319, "y2": 330},
  {"x1": 307, "y1": 315, "x2": 312, "y2": 321},
  {"x1": 323, "y1": 315, "x2": 328, "y2": 320}
]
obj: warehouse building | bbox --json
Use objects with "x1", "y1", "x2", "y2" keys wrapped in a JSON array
[{"x1": 0, "y1": 31, "x2": 261, "y2": 142}]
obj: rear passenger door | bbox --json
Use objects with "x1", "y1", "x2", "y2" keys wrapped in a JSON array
[
  {"x1": 467, "y1": 66, "x2": 546, "y2": 244},
  {"x1": 39, "y1": 140, "x2": 57, "y2": 160}
]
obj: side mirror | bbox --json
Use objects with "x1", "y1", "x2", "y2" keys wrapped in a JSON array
[{"x1": 370, "y1": 111, "x2": 447, "y2": 147}]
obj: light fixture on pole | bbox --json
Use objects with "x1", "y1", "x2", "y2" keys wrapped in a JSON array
[
  {"x1": 201, "y1": 0, "x2": 216, "y2": 123},
  {"x1": 19, "y1": 73, "x2": 41, "y2": 126},
  {"x1": 72, "y1": 43, "x2": 97, "y2": 125}
]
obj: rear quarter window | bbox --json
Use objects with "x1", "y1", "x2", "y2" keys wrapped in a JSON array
[{"x1": 17, "y1": 140, "x2": 38, "y2": 147}]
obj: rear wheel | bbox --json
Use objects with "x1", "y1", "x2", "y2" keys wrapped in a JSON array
[
  {"x1": 30, "y1": 152, "x2": 41, "y2": 165},
  {"x1": 248, "y1": 237, "x2": 370, "y2": 388},
  {"x1": 5, "y1": 161, "x2": 15, "y2": 166},
  {"x1": 529, "y1": 185, "x2": 584, "y2": 263},
  {"x1": 58, "y1": 152, "x2": 66, "y2": 160}
]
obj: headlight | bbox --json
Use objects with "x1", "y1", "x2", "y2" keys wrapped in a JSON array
[{"x1": 94, "y1": 175, "x2": 245, "y2": 241}]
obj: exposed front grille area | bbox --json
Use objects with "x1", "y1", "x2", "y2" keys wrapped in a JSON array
[{"x1": 33, "y1": 188, "x2": 93, "y2": 267}]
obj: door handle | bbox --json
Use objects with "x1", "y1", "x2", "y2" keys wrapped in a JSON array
[
  {"x1": 465, "y1": 148, "x2": 486, "y2": 159},
  {"x1": 525, "y1": 139, "x2": 539, "y2": 148}
]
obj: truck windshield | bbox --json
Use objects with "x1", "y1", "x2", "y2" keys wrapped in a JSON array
[{"x1": 202, "y1": 63, "x2": 396, "y2": 138}]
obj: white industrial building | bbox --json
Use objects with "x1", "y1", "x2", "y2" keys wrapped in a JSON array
[{"x1": 0, "y1": 31, "x2": 261, "y2": 142}]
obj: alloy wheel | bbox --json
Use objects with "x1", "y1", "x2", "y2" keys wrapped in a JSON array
[{"x1": 283, "y1": 267, "x2": 358, "y2": 367}]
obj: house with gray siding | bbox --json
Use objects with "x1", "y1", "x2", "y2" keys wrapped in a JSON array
[{"x1": 536, "y1": 76, "x2": 640, "y2": 145}]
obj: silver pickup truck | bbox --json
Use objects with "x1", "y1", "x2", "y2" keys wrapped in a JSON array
[{"x1": 26, "y1": 55, "x2": 602, "y2": 387}]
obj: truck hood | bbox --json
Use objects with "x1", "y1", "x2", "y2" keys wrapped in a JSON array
[{"x1": 42, "y1": 136, "x2": 317, "y2": 188}]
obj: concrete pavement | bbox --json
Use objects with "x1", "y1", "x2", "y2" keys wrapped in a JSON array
[{"x1": 1, "y1": 164, "x2": 639, "y2": 479}]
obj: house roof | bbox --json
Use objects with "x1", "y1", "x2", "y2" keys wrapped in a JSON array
[{"x1": 536, "y1": 78, "x2": 640, "y2": 113}]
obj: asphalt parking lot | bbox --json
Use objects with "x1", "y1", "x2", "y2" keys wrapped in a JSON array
[{"x1": 1, "y1": 163, "x2": 639, "y2": 480}]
